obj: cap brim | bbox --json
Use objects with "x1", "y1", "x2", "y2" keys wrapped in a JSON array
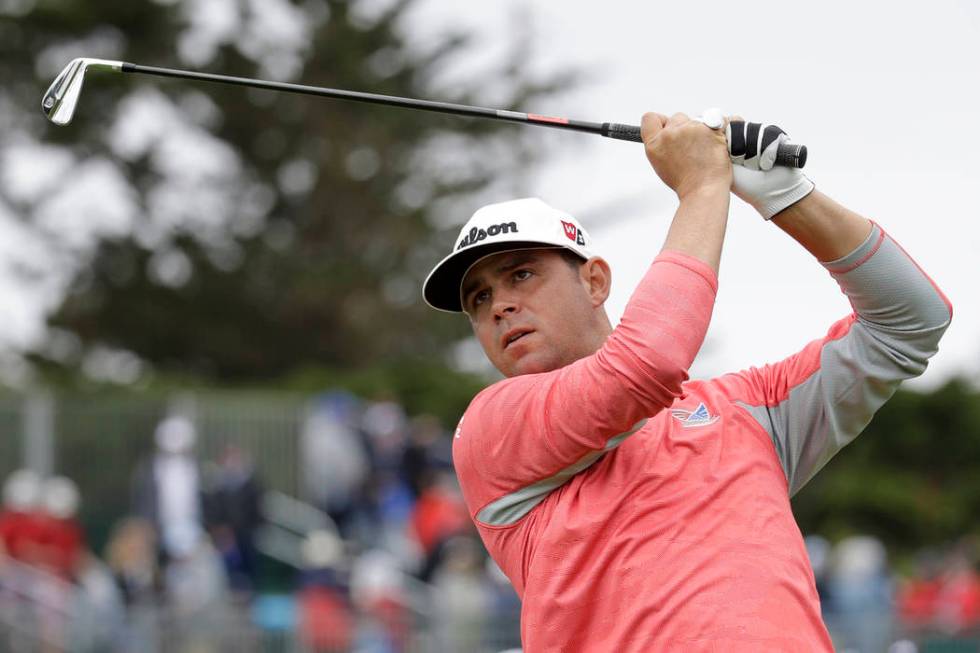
[{"x1": 423, "y1": 241, "x2": 567, "y2": 313}]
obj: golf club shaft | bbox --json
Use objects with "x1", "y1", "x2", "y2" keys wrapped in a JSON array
[
  {"x1": 123, "y1": 63, "x2": 611, "y2": 133},
  {"x1": 121, "y1": 63, "x2": 806, "y2": 168}
]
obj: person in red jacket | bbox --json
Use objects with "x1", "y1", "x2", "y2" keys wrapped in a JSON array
[
  {"x1": 0, "y1": 469, "x2": 46, "y2": 566},
  {"x1": 421, "y1": 112, "x2": 952, "y2": 651},
  {"x1": 36, "y1": 476, "x2": 85, "y2": 580}
]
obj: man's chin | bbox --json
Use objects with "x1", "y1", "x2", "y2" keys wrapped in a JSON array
[{"x1": 502, "y1": 351, "x2": 561, "y2": 377}]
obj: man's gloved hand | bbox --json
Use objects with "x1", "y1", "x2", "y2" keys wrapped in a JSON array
[{"x1": 726, "y1": 119, "x2": 815, "y2": 220}]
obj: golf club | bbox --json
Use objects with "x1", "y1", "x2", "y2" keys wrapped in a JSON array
[{"x1": 41, "y1": 58, "x2": 807, "y2": 168}]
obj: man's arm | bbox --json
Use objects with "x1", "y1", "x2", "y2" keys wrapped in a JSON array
[
  {"x1": 719, "y1": 187, "x2": 952, "y2": 495},
  {"x1": 643, "y1": 112, "x2": 732, "y2": 273},
  {"x1": 771, "y1": 189, "x2": 873, "y2": 262}
]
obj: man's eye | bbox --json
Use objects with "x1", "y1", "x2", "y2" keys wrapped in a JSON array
[
  {"x1": 473, "y1": 290, "x2": 490, "y2": 306},
  {"x1": 514, "y1": 269, "x2": 532, "y2": 281}
]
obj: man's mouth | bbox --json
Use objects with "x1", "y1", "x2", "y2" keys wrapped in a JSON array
[{"x1": 503, "y1": 328, "x2": 534, "y2": 349}]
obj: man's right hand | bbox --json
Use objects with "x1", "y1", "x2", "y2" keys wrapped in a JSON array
[
  {"x1": 647, "y1": 112, "x2": 733, "y2": 274},
  {"x1": 642, "y1": 112, "x2": 732, "y2": 200}
]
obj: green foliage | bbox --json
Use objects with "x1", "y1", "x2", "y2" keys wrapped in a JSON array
[
  {"x1": 2, "y1": 0, "x2": 577, "y2": 383},
  {"x1": 793, "y1": 378, "x2": 980, "y2": 555}
]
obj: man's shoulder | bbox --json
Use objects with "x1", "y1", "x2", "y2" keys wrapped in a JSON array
[
  {"x1": 679, "y1": 374, "x2": 733, "y2": 394},
  {"x1": 466, "y1": 370, "x2": 555, "y2": 414},
  {"x1": 455, "y1": 371, "x2": 559, "y2": 450},
  {"x1": 679, "y1": 372, "x2": 757, "y2": 405}
]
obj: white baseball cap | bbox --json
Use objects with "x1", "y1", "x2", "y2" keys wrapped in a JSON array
[{"x1": 423, "y1": 197, "x2": 595, "y2": 312}]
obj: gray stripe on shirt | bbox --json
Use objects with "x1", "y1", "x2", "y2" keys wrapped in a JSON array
[{"x1": 476, "y1": 419, "x2": 648, "y2": 526}]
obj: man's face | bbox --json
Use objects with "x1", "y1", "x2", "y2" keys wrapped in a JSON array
[{"x1": 461, "y1": 248, "x2": 607, "y2": 377}]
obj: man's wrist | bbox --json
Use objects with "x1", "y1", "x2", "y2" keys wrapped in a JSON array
[
  {"x1": 678, "y1": 181, "x2": 730, "y2": 204},
  {"x1": 770, "y1": 190, "x2": 875, "y2": 261},
  {"x1": 664, "y1": 181, "x2": 731, "y2": 274}
]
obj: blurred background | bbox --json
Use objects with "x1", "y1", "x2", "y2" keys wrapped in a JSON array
[{"x1": 1, "y1": 0, "x2": 978, "y2": 651}]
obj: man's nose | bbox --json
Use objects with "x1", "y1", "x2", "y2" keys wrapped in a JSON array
[{"x1": 492, "y1": 293, "x2": 519, "y2": 321}]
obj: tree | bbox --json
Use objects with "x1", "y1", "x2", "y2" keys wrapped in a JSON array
[
  {"x1": 1, "y1": 0, "x2": 577, "y2": 383},
  {"x1": 793, "y1": 378, "x2": 980, "y2": 555}
]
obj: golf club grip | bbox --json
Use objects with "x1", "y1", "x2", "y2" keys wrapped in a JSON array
[
  {"x1": 603, "y1": 122, "x2": 643, "y2": 142},
  {"x1": 602, "y1": 122, "x2": 808, "y2": 169}
]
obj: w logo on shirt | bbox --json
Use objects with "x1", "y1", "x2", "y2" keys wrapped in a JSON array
[{"x1": 670, "y1": 402, "x2": 719, "y2": 428}]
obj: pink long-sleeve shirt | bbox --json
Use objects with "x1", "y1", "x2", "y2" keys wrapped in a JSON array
[{"x1": 452, "y1": 225, "x2": 951, "y2": 651}]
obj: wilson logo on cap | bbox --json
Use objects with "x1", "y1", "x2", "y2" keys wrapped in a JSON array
[
  {"x1": 561, "y1": 220, "x2": 586, "y2": 246},
  {"x1": 456, "y1": 221, "x2": 519, "y2": 250}
]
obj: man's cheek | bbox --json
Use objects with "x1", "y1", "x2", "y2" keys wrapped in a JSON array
[{"x1": 475, "y1": 328, "x2": 495, "y2": 354}]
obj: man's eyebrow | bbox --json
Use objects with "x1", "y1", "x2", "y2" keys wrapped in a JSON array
[
  {"x1": 460, "y1": 252, "x2": 541, "y2": 304},
  {"x1": 494, "y1": 252, "x2": 539, "y2": 274}
]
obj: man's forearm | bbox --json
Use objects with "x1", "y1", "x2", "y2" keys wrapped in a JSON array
[
  {"x1": 771, "y1": 190, "x2": 873, "y2": 262},
  {"x1": 661, "y1": 185, "x2": 730, "y2": 274}
]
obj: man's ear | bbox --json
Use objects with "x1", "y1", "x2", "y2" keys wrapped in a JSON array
[{"x1": 581, "y1": 257, "x2": 612, "y2": 307}]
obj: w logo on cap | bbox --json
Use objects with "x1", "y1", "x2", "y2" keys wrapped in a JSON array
[{"x1": 561, "y1": 220, "x2": 586, "y2": 246}]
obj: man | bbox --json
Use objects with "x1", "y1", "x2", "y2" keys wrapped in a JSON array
[
  {"x1": 421, "y1": 111, "x2": 952, "y2": 650},
  {"x1": 132, "y1": 415, "x2": 206, "y2": 562}
]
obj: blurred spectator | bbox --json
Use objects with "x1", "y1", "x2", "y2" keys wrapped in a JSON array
[
  {"x1": 826, "y1": 535, "x2": 894, "y2": 653},
  {"x1": 0, "y1": 474, "x2": 86, "y2": 653},
  {"x1": 73, "y1": 552, "x2": 127, "y2": 652},
  {"x1": 898, "y1": 539, "x2": 980, "y2": 634},
  {"x1": 410, "y1": 471, "x2": 470, "y2": 582},
  {"x1": 0, "y1": 469, "x2": 45, "y2": 566},
  {"x1": 363, "y1": 400, "x2": 415, "y2": 544},
  {"x1": 164, "y1": 535, "x2": 229, "y2": 616},
  {"x1": 132, "y1": 415, "x2": 207, "y2": 562},
  {"x1": 104, "y1": 518, "x2": 160, "y2": 651},
  {"x1": 297, "y1": 529, "x2": 354, "y2": 652},
  {"x1": 933, "y1": 539, "x2": 980, "y2": 632},
  {"x1": 371, "y1": 469, "x2": 416, "y2": 560},
  {"x1": 105, "y1": 518, "x2": 159, "y2": 607},
  {"x1": 205, "y1": 443, "x2": 263, "y2": 596},
  {"x1": 301, "y1": 392, "x2": 371, "y2": 538},
  {"x1": 362, "y1": 399, "x2": 409, "y2": 474},
  {"x1": 351, "y1": 549, "x2": 411, "y2": 653},
  {"x1": 162, "y1": 536, "x2": 230, "y2": 651},
  {"x1": 898, "y1": 548, "x2": 945, "y2": 630},
  {"x1": 36, "y1": 476, "x2": 84, "y2": 580},
  {"x1": 431, "y1": 535, "x2": 491, "y2": 653},
  {"x1": 129, "y1": 413, "x2": 233, "y2": 650},
  {"x1": 401, "y1": 415, "x2": 449, "y2": 498}
]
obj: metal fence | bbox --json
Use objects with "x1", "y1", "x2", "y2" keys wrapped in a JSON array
[
  {"x1": 0, "y1": 396, "x2": 24, "y2": 483},
  {"x1": 1, "y1": 389, "x2": 312, "y2": 550}
]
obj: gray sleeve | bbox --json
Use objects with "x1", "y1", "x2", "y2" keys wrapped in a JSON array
[{"x1": 736, "y1": 224, "x2": 952, "y2": 496}]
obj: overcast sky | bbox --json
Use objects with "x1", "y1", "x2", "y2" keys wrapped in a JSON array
[
  {"x1": 408, "y1": 0, "x2": 980, "y2": 388},
  {"x1": 4, "y1": 0, "x2": 977, "y2": 388}
]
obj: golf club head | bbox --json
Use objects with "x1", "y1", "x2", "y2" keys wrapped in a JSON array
[{"x1": 41, "y1": 58, "x2": 123, "y2": 126}]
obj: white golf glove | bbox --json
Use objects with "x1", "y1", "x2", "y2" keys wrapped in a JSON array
[{"x1": 726, "y1": 119, "x2": 814, "y2": 220}]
